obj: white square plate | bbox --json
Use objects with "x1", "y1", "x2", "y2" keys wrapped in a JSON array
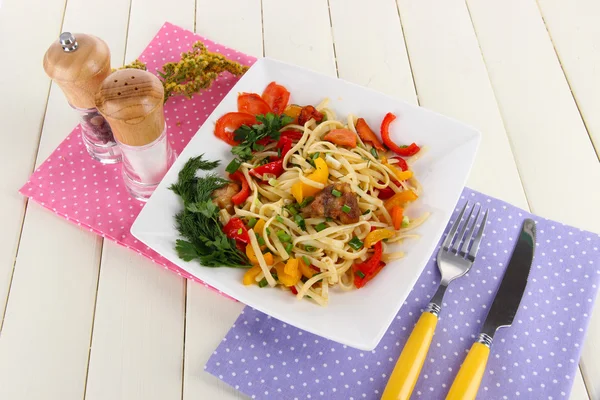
[{"x1": 131, "y1": 58, "x2": 480, "y2": 350}]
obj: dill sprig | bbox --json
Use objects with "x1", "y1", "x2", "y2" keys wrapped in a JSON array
[{"x1": 169, "y1": 155, "x2": 249, "y2": 268}]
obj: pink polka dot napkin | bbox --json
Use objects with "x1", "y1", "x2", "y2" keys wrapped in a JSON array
[
  {"x1": 205, "y1": 189, "x2": 600, "y2": 400},
  {"x1": 20, "y1": 22, "x2": 255, "y2": 289}
]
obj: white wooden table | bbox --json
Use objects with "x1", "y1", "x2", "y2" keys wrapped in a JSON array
[{"x1": 1, "y1": 0, "x2": 599, "y2": 399}]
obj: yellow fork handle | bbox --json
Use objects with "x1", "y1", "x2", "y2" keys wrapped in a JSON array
[
  {"x1": 381, "y1": 311, "x2": 438, "y2": 400},
  {"x1": 446, "y1": 341, "x2": 490, "y2": 400}
]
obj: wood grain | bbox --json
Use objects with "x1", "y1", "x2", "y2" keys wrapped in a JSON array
[
  {"x1": 397, "y1": 0, "x2": 528, "y2": 209},
  {"x1": 0, "y1": 0, "x2": 68, "y2": 330}
]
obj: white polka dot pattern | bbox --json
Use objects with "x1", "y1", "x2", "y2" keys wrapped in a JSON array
[
  {"x1": 19, "y1": 23, "x2": 256, "y2": 298},
  {"x1": 205, "y1": 189, "x2": 600, "y2": 400}
]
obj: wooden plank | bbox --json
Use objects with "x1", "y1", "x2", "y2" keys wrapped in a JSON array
[
  {"x1": 0, "y1": 0, "x2": 131, "y2": 399},
  {"x1": 329, "y1": 0, "x2": 416, "y2": 103},
  {"x1": 184, "y1": 283, "x2": 246, "y2": 399},
  {"x1": 466, "y1": 0, "x2": 600, "y2": 398},
  {"x1": 396, "y1": 0, "x2": 528, "y2": 209},
  {"x1": 466, "y1": 0, "x2": 600, "y2": 231},
  {"x1": 537, "y1": 0, "x2": 600, "y2": 155},
  {"x1": 0, "y1": 0, "x2": 66, "y2": 325},
  {"x1": 84, "y1": 243, "x2": 186, "y2": 400},
  {"x1": 0, "y1": 203, "x2": 102, "y2": 400},
  {"x1": 262, "y1": 0, "x2": 337, "y2": 76},
  {"x1": 83, "y1": 1, "x2": 193, "y2": 400},
  {"x1": 182, "y1": 2, "x2": 262, "y2": 399},
  {"x1": 195, "y1": 0, "x2": 263, "y2": 57}
]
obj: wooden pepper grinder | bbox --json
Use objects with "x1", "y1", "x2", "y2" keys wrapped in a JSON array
[
  {"x1": 95, "y1": 69, "x2": 176, "y2": 201},
  {"x1": 43, "y1": 32, "x2": 121, "y2": 164}
]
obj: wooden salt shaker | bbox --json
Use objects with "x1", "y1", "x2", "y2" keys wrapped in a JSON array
[
  {"x1": 43, "y1": 32, "x2": 121, "y2": 164},
  {"x1": 95, "y1": 69, "x2": 176, "y2": 201}
]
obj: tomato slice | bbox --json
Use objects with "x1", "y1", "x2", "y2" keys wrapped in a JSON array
[
  {"x1": 262, "y1": 82, "x2": 291, "y2": 114},
  {"x1": 237, "y1": 93, "x2": 272, "y2": 116},
  {"x1": 214, "y1": 112, "x2": 257, "y2": 145}
]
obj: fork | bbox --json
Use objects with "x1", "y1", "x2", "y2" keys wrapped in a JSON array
[{"x1": 381, "y1": 202, "x2": 489, "y2": 400}]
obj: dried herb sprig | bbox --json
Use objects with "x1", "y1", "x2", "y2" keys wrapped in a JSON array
[
  {"x1": 157, "y1": 41, "x2": 248, "y2": 103},
  {"x1": 116, "y1": 41, "x2": 248, "y2": 103}
]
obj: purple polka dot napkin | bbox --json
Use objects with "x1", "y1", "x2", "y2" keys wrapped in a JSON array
[{"x1": 205, "y1": 187, "x2": 600, "y2": 400}]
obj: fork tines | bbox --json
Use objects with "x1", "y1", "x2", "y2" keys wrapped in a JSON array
[{"x1": 442, "y1": 202, "x2": 489, "y2": 261}]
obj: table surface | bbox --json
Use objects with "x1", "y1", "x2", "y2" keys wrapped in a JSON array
[{"x1": 1, "y1": 0, "x2": 599, "y2": 399}]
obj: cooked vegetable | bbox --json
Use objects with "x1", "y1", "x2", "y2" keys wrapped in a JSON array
[
  {"x1": 277, "y1": 259, "x2": 302, "y2": 287},
  {"x1": 215, "y1": 112, "x2": 257, "y2": 146},
  {"x1": 291, "y1": 157, "x2": 329, "y2": 203},
  {"x1": 243, "y1": 265, "x2": 263, "y2": 285},
  {"x1": 392, "y1": 206, "x2": 404, "y2": 230},
  {"x1": 237, "y1": 92, "x2": 272, "y2": 116},
  {"x1": 356, "y1": 118, "x2": 385, "y2": 150},
  {"x1": 323, "y1": 128, "x2": 357, "y2": 148},
  {"x1": 262, "y1": 81, "x2": 291, "y2": 114},
  {"x1": 364, "y1": 228, "x2": 394, "y2": 248},
  {"x1": 297, "y1": 105, "x2": 323, "y2": 125},
  {"x1": 380, "y1": 112, "x2": 421, "y2": 156},
  {"x1": 229, "y1": 171, "x2": 250, "y2": 205},
  {"x1": 353, "y1": 241, "x2": 385, "y2": 288},
  {"x1": 384, "y1": 190, "x2": 418, "y2": 211}
]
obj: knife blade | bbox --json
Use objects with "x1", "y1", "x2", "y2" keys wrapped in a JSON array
[
  {"x1": 480, "y1": 218, "x2": 536, "y2": 339},
  {"x1": 445, "y1": 218, "x2": 537, "y2": 400}
]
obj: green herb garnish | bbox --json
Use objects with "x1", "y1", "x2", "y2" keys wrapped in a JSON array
[
  {"x1": 302, "y1": 256, "x2": 311, "y2": 266},
  {"x1": 370, "y1": 148, "x2": 379, "y2": 159},
  {"x1": 276, "y1": 215, "x2": 285, "y2": 223},
  {"x1": 402, "y1": 215, "x2": 410, "y2": 228},
  {"x1": 247, "y1": 217, "x2": 257, "y2": 228},
  {"x1": 285, "y1": 243, "x2": 293, "y2": 254},
  {"x1": 225, "y1": 158, "x2": 242, "y2": 173},
  {"x1": 348, "y1": 236, "x2": 364, "y2": 250},
  {"x1": 341, "y1": 204, "x2": 351, "y2": 213},
  {"x1": 258, "y1": 278, "x2": 269, "y2": 288},
  {"x1": 299, "y1": 196, "x2": 314, "y2": 208},
  {"x1": 277, "y1": 230, "x2": 292, "y2": 243},
  {"x1": 305, "y1": 245, "x2": 316, "y2": 252},
  {"x1": 362, "y1": 209, "x2": 371, "y2": 215},
  {"x1": 356, "y1": 270, "x2": 366, "y2": 279},
  {"x1": 294, "y1": 214, "x2": 306, "y2": 231},
  {"x1": 311, "y1": 152, "x2": 320, "y2": 160},
  {"x1": 170, "y1": 155, "x2": 248, "y2": 268},
  {"x1": 331, "y1": 189, "x2": 342, "y2": 198},
  {"x1": 257, "y1": 236, "x2": 266, "y2": 246},
  {"x1": 315, "y1": 222, "x2": 327, "y2": 232}
]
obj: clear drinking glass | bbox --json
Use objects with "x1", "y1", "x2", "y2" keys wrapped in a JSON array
[
  {"x1": 74, "y1": 106, "x2": 122, "y2": 164},
  {"x1": 118, "y1": 126, "x2": 177, "y2": 201}
]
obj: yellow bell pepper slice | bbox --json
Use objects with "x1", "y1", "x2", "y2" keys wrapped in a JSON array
[
  {"x1": 298, "y1": 257, "x2": 316, "y2": 279},
  {"x1": 364, "y1": 228, "x2": 395, "y2": 248},
  {"x1": 384, "y1": 190, "x2": 418, "y2": 211},
  {"x1": 254, "y1": 219, "x2": 266, "y2": 236},
  {"x1": 275, "y1": 259, "x2": 302, "y2": 287},
  {"x1": 292, "y1": 157, "x2": 329, "y2": 203},
  {"x1": 242, "y1": 265, "x2": 263, "y2": 285},
  {"x1": 246, "y1": 244, "x2": 273, "y2": 266},
  {"x1": 284, "y1": 257, "x2": 299, "y2": 276}
]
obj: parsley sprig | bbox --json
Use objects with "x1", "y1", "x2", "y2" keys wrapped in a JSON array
[
  {"x1": 231, "y1": 113, "x2": 293, "y2": 161},
  {"x1": 169, "y1": 155, "x2": 249, "y2": 268}
]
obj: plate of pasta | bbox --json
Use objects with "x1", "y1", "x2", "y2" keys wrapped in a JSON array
[{"x1": 131, "y1": 58, "x2": 480, "y2": 350}]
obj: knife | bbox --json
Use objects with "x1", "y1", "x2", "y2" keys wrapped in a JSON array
[{"x1": 446, "y1": 218, "x2": 536, "y2": 400}]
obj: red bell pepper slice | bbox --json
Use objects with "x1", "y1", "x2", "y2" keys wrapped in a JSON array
[
  {"x1": 392, "y1": 156, "x2": 408, "y2": 171},
  {"x1": 249, "y1": 160, "x2": 284, "y2": 180},
  {"x1": 222, "y1": 217, "x2": 250, "y2": 246},
  {"x1": 353, "y1": 241, "x2": 385, "y2": 288},
  {"x1": 229, "y1": 171, "x2": 251, "y2": 205},
  {"x1": 277, "y1": 135, "x2": 294, "y2": 158},
  {"x1": 255, "y1": 130, "x2": 303, "y2": 147},
  {"x1": 380, "y1": 112, "x2": 421, "y2": 157}
]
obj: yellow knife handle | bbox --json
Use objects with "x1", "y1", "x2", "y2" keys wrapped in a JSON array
[
  {"x1": 381, "y1": 311, "x2": 438, "y2": 400},
  {"x1": 446, "y1": 336, "x2": 492, "y2": 400}
]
